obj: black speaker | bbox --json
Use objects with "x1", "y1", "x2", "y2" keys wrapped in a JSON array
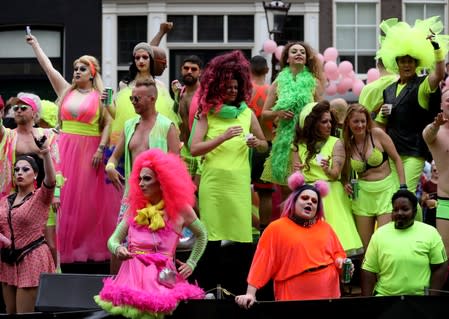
[{"x1": 35, "y1": 273, "x2": 111, "y2": 312}]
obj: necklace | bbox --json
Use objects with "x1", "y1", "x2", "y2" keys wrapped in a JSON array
[
  {"x1": 77, "y1": 88, "x2": 92, "y2": 94},
  {"x1": 353, "y1": 133, "x2": 368, "y2": 162}
]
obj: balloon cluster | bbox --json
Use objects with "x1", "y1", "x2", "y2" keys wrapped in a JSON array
[{"x1": 321, "y1": 47, "x2": 366, "y2": 97}]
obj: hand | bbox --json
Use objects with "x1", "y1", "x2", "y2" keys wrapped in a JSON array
[
  {"x1": 160, "y1": 22, "x2": 173, "y2": 34},
  {"x1": 25, "y1": 34, "x2": 38, "y2": 46},
  {"x1": 0, "y1": 233, "x2": 11, "y2": 248},
  {"x1": 380, "y1": 104, "x2": 392, "y2": 117},
  {"x1": 335, "y1": 257, "x2": 355, "y2": 276},
  {"x1": 100, "y1": 89, "x2": 112, "y2": 107},
  {"x1": 293, "y1": 161, "x2": 305, "y2": 171},
  {"x1": 171, "y1": 80, "x2": 182, "y2": 95},
  {"x1": 115, "y1": 246, "x2": 132, "y2": 260},
  {"x1": 222, "y1": 125, "x2": 243, "y2": 141},
  {"x1": 246, "y1": 135, "x2": 259, "y2": 148},
  {"x1": 277, "y1": 110, "x2": 294, "y2": 120},
  {"x1": 235, "y1": 294, "x2": 256, "y2": 309},
  {"x1": 106, "y1": 166, "x2": 125, "y2": 191},
  {"x1": 51, "y1": 196, "x2": 61, "y2": 212},
  {"x1": 176, "y1": 259, "x2": 193, "y2": 279},
  {"x1": 426, "y1": 199, "x2": 438, "y2": 209},
  {"x1": 433, "y1": 112, "x2": 448, "y2": 127},
  {"x1": 343, "y1": 183, "x2": 353, "y2": 196},
  {"x1": 92, "y1": 150, "x2": 103, "y2": 169},
  {"x1": 320, "y1": 156, "x2": 331, "y2": 174}
]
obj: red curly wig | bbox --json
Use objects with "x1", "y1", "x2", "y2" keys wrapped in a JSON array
[
  {"x1": 127, "y1": 149, "x2": 196, "y2": 221},
  {"x1": 197, "y1": 50, "x2": 252, "y2": 115}
]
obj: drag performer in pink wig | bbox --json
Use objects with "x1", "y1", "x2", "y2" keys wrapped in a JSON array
[
  {"x1": 236, "y1": 172, "x2": 350, "y2": 308},
  {"x1": 190, "y1": 51, "x2": 268, "y2": 293},
  {"x1": 95, "y1": 149, "x2": 207, "y2": 319}
]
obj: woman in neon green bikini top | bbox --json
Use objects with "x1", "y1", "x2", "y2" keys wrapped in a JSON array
[{"x1": 342, "y1": 104, "x2": 406, "y2": 251}]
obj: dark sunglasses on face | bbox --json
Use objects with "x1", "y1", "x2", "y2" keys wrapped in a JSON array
[
  {"x1": 74, "y1": 66, "x2": 88, "y2": 72},
  {"x1": 14, "y1": 166, "x2": 32, "y2": 173},
  {"x1": 183, "y1": 66, "x2": 199, "y2": 72},
  {"x1": 135, "y1": 55, "x2": 150, "y2": 61},
  {"x1": 300, "y1": 194, "x2": 318, "y2": 204},
  {"x1": 129, "y1": 95, "x2": 150, "y2": 103},
  {"x1": 12, "y1": 105, "x2": 30, "y2": 112}
]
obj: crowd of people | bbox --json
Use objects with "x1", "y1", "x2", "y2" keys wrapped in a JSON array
[{"x1": 1, "y1": 16, "x2": 449, "y2": 317}]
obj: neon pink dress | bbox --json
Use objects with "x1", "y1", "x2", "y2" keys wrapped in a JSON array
[
  {"x1": 96, "y1": 220, "x2": 204, "y2": 317},
  {"x1": 58, "y1": 91, "x2": 121, "y2": 263}
]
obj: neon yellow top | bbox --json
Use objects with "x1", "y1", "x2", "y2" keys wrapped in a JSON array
[{"x1": 362, "y1": 222, "x2": 447, "y2": 296}]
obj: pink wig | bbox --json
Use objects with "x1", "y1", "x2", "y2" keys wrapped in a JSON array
[
  {"x1": 197, "y1": 50, "x2": 252, "y2": 115},
  {"x1": 281, "y1": 172, "x2": 329, "y2": 220},
  {"x1": 127, "y1": 149, "x2": 196, "y2": 221}
]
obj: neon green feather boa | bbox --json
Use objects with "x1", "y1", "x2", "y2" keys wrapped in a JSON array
[{"x1": 271, "y1": 67, "x2": 316, "y2": 183}]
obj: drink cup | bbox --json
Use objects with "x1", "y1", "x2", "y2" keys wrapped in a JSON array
[{"x1": 382, "y1": 103, "x2": 392, "y2": 117}]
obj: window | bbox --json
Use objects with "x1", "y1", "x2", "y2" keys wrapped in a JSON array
[
  {"x1": 228, "y1": 16, "x2": 254, "y2": 42},
  {"x1": 0, "y1": 28, "x2": 62, "y2": 100},
  {"x1": 167, "y1": 15, "x2": 254, "y2": 43},
  {"x1": 198, "y1": 16, "x2": 223, "y2": 42},
  {"x1": 117, "y1": 16, "x2": 147, "y2": 65},
  {"x1": 335, "y1": 2, "x2": 378, "y2": 74},
  {"x1": 404, "y1": 1, "x2": 446, "y2": 26},
  {"x1": 167, "y1": 16, "x2": 193, "y2": 42},
  {"x1": 274, "y1": 16, "x2": 304, "y2": 45}
]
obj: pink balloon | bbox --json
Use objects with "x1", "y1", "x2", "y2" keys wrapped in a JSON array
[
  {"x1": 274, "y1": 45, "x2": 284, "y2": 61},
  {"x1": 352, "y1": 79, "x2": 365, "y2": 96},
  {"x1": 338, "y1": 61, "x2": 353, "y2": 76},
  {"x1": 316, "y1": 53, "x2": 324, "y2": 64},
  {"x1": 337, "y1": 81, "x2": 348, "y2": 95},
  {"x1": 340, "y1": 77, "x2": 354, "y2": 91},
  {"x1": 326, "y1": 83, "x2": 337, "y2": 96},
  {"x1": 323, "y1": 47, "x2": 339, "y2": 62},
  {"x1": 324, "y1": 61, "x2": 338, "y2": 76},
  {"x1": 348, "y1": 70, "x2": 356, "y2": 79},
  {"x1": 327, "y1": 71, "x2": 339, "y2": 81},
  {"x1": 263, "y1": 39, "x2": 277, "y2": 54},
  {"x1": 366, "y1": 68, "x2": 380, "y2": 83}
]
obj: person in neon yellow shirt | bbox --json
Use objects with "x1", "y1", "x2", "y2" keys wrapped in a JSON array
[{"x1": 361, "y1": 189, "x2": 447, "y2": 296}]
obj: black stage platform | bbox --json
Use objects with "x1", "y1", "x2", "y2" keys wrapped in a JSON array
[{"x1": 0, "y1": 296, "x2": 448, "y2": 319}]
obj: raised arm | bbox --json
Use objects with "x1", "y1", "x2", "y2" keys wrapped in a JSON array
[
  {"x1": 40, "y1": 143, "x2": 56, "y2": 187},
  {"x1": 428, "y1": 39, "x2": 446, "y2": 90},
  {"x1": 423, "y1": 113, "x2": 447, "y2": 145},
  {"x1": 26, "y1": 35, "x2": 70, "y2": 97},
  {"x1": 149, "y1": 22, "x2": 173, "y2": 46}
]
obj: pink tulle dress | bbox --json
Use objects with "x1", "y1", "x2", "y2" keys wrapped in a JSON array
[
  {"x1": 58, "y1": 91, "x2": 121, "y2": 263},
  {"x1": 95, "y1": 221, "x2": 204, "y2": 318}
]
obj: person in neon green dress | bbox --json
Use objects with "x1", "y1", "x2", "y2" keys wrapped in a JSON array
[
  {"x1": 190, "y1": 51, "x2": 268, "y2": 293},
  {"x1": 293, "y1": 101, "x2": 363, "y2": 256}
]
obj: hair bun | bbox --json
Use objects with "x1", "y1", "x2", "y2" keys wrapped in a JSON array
[
  {"x1": 314, "y1": 180, "x2": 330, "y2": 197},
  {"x1": 287, "y1": 172, "x2": 305, "y2": 191}
]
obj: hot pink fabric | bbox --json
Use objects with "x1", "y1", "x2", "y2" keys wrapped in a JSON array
[
  {"x1": 60, "y1": 91, "x2": 100, "y2": 123},
  {"x1": 57, "y1": 133, "x2": 121, "y2": 263},
  {"x1": 98, "y1": 221, "x2": 204, "y2": 314}
]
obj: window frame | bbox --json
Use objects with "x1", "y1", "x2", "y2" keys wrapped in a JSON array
[{"x1": 333, "y1": 0, "x2": 380, "y2": 74}]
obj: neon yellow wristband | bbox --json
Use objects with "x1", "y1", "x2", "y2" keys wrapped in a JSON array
[
  {"x1": 434, "y1": 48, "x2": 444, "y2": 62},
  {"x1": 105, "y1": 162, "x2": 116, "y2": 171}
]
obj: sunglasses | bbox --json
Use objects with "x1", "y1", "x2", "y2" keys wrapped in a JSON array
[
  {"x1": 12, "y1": 105, "x2": 30, "y2": 112},
  {"x1": 300, "y1": 194, "x2": 318, "y2": 204},
  {"x1": 74, "y1": 66, "x2": 88, "y2": 72},
  {"x1": 134, "y1": 55, "x2": 150, "y2": 61},
  {"x1": 183, "y1": 66, "x2": 199, "y2": 72},
  {"x1": 129, "y1": 95, "x2": 150, "y2": 103},
  {"x1": 14, "y1": 166, "x2": 32, "y2": 173}
]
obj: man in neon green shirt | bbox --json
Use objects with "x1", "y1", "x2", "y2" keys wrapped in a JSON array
[{"x1": 362, "y1": 190, "x2": 447, "y2": 296}]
